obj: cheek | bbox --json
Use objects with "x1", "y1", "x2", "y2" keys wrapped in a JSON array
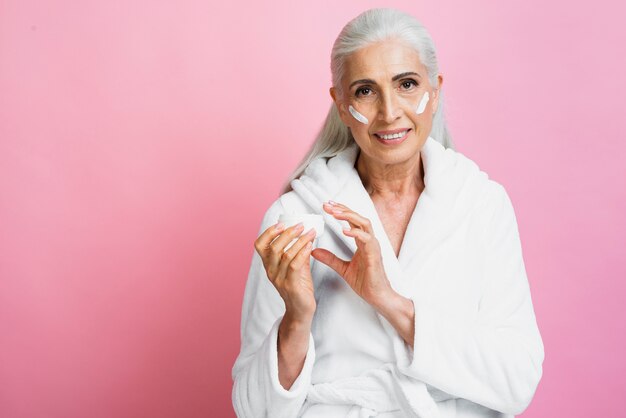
[
  {"x1": 415, "y1": 91, "x2": 430, "y2": 115},
  {"x1": 348, "y1": 105, "x2": 369, "y2": 125}
]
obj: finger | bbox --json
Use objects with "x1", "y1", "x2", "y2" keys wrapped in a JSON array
[
  {"x1": 324, "y1": 201, "x2": 353, "y2": 212},
  {"x1": 287, "y1": 239, "x2": 315, "y2": 273},
  {"x1": 276, "y1": 228, "x2": 317, "y2": 281},
  {"x1": 322, "y1": 202, "x2": 359, "y2": 230},
  {"x1": 255, "y1": 221, "x2": 286, "y2": 256},
  {"x1": 270, "y1": 222, "x2": 306, "y2": 252},
  {"x1": 330, "y1": 208, "x2": 373, "y2": 234},
  {"x1": 311, "y1": 248, "x2": 349, "y2": 278},
  {"x1": 267, "y1": 222, "x2": 306, "y2": 274},
  {"x1": 324, "y1": 201, "x2": 369, "y2": 224},
  {"x1": 342, "y1": 227, "x2": 377, "y2": 251}
]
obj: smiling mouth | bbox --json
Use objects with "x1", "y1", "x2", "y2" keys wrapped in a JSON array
[{"x1": 374, "y1": 129, "x2": 411, "y2": 140}]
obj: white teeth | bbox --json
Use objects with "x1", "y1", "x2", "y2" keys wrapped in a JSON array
[{"x1": 378, "y1": 130, "x2": 408, "y2": 140}]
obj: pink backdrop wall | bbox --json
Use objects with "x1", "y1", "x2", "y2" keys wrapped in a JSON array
[{"x1": 1, "y1": 0, "x2": 624, "y2": 417}]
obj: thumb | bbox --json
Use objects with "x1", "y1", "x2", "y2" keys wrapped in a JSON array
[{"x1": 311, "y1": 248, "x2": 349, "y2": 277}]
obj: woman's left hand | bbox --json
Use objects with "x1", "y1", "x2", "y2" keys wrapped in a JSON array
[{"x1": 311, "y1": 201, "x2": 393, "y2": 308}]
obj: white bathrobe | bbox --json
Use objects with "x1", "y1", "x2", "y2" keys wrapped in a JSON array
[{"x1": 231, "y1": 136, "x2": 544, "y2": 418}]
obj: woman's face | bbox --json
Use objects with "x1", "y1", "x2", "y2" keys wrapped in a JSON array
[{"x1": 330, "y1": 38, "x2": 443, "y2": 166}]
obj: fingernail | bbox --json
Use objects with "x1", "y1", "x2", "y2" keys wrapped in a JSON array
[
  {"x1": 275, "y1": 222, "x2": 284, "y2": 230},
  {"x1": 328, "y1": 200, "x2": 336, "y2": 205},
  {"x1": 294, "y1": 222, "x2": 304, "y2": 229},
  {"x1": 305, "y1": 227, "x2": 316, "y2": 236}
]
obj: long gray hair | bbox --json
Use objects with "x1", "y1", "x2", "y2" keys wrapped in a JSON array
[{"x1": 281, "y1": 8, "x2": 455, "y2": 194}]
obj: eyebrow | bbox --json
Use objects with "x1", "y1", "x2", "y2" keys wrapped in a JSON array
[{"x1": 349, "y1": 71, "x2": 421, "y2": 89}]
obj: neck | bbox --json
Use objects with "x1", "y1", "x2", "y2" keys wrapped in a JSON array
[{"x1": 355, "y1": 149, "x2": 425, "y2": 198}]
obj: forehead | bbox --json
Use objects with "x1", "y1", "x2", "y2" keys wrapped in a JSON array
[{"x1": 344, "y1": 39, "x2": 425, "y2": 82}]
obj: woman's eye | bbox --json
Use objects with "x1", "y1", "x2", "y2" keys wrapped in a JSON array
[
  {"x1": 355, "y1": 87, "x2": 372, "y2": 97},
  {"x1": 401, "y1": 80, "x2": 418, "y2": 90}
]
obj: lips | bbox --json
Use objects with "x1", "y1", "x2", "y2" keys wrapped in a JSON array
[
  {"x1": 373, "y1": 129, "x2": 410, "y2": 145},
  {"x1": 374, "y1": 128, "x2": 411, "y2": 140},
  {"x1": 374, "y1": 128, "x2": 411, "y2": 136}
]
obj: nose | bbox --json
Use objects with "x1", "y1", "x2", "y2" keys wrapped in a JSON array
[{"x1": 378, "y1": 89, "x2": 401, "y2": 124}]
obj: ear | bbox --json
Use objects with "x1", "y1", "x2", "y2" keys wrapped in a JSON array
[
  {"x1": 330, "y1": 87, "x2": 350, "y2": 126},
  {"x1": 432, "y1": 74, "x2": 444, "y2": 114}
]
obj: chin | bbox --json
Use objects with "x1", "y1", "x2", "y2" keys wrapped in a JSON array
[{"x1": 368, "y1": 143, "x2": 419, "y2": 165}]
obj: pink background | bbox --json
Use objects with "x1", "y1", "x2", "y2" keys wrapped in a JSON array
[{"x1": 1, "y1": 0, "x2": 624, "y2": 417}]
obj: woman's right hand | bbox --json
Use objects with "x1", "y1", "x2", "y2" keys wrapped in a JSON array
[{"x1": 254, "y1": 222, "x2": 317, "y2": 323}]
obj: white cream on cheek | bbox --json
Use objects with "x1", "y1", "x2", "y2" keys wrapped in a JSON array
[
  {"x1": 348, "y1": 91, "x2": 429, "y2": 123},
  {"x1": 416, "y1": 91, "x2": 430, "y2": 115},
  {"x1": 349, "y1": 105, "x2": 369, "y2": 124}
]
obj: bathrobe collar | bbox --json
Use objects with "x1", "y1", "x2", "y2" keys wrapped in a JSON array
[{"x1": 290, "y1": 136, "x2": 487, "y2": 297}]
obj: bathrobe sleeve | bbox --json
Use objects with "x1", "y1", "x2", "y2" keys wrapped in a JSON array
[
  {"x1": 231, "y1": 199, "x2": 316, "y2": 418},
  {"x1": 397, "y1": 183, "x2": 545, "y2": 416}
]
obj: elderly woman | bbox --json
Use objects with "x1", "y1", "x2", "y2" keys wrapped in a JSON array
[{"x1": 231, "y1": 8, "x2": 544, "y2": 418}]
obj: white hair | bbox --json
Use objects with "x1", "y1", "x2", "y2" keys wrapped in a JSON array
[{"x1": 281, "y1": 7, "x2": 455, "y2": 194}]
